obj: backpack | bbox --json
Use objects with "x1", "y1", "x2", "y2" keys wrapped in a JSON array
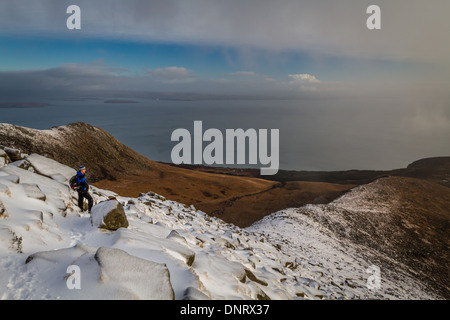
[{"x1": 69, "y1": 175, "x2": 80, "y2": 190}]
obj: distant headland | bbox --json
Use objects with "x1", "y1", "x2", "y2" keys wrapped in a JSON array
[{"x1": 0, "y1": 102, "x2": 50, "y2": 109}]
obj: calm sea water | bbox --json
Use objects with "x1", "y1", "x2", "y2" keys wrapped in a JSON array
[{"x1": 1, "y1": 98, "x2": 449, "y2": 171}]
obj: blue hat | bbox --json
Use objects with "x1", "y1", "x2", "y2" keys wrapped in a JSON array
[{"x1": 78, "y1": 166, "x2": 86, "y2": 171}]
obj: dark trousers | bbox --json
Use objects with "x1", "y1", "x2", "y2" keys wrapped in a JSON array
[{"x1": 78, "y1": 191, "x2": 93, "y2": 212}]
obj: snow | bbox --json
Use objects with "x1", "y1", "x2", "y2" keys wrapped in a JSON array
[{"x1": 0, "y1": 152, "x2": 442, "y2": 300}]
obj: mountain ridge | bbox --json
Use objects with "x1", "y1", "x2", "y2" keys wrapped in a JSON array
[
  {"x1": 0, "y1": 123, "x2": 448, "y2": 299},
  {"x1": 0, "y1": 149, "x2": 447, "y2": 299},
  {"x1": 0, "y1": 122, "x2": 353, "y2": 227},
  {"x1": 1, "y1": 122, "x2": 449, "y2": 228}
]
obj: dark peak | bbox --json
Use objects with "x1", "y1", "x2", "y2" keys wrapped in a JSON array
[
  {"x1": 0, "y1": 122, "x2": 156, "y2": 182},
  {"x1": 407, "y1": 157, "x2": 450, "y2": 169}
]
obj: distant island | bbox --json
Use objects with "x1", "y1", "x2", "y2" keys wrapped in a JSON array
[
  {"x1": 104, "y1": 99, "x2": 139, "y2": 104},
  {"x1": 0, "y1": 102, "x2": 50, "y2": 109}
]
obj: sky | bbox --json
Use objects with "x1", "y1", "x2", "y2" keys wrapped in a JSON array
[
  {"x1": 0, "y1": 0, "x2": 448, "y2": 100},
  {"x1": 0, "y1": 0, "x2": 449, "y2": 171}
]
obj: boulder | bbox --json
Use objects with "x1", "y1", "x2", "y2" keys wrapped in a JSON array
[
  {"x1": 94, "y1": 247, "x2": 175, "y2": 300},
  {"x1": 91, "y1": 200, "x2": 129, "y2": 230},
  {"x1": 3, "y1": 147, "x2": 22, "y2": 162},
  {"x1": 25, "y1": 154, "x2": 76, "y2": 183},
  {"x1": 0, "y1": 149, "x2": 11, "y2": 168},
  {"x1": 10, "y1": 159, "x2": 36, "y2": 173}
]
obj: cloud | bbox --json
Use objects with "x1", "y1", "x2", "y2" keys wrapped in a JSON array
[
  {"x1": 0, "y1": 59, "x2": 444, "y2": 103},
  {"x1": 146, "y1": 66, "x2": 195, "y2": 83},
  {"x1": 0, "y1": 0, "x2": 449, "y2": 66},
  {"x1": 288, "y1": 74, "x2": 320, "y2": 83},
  {"x1": 0, "y1": 60, "x2": 328, "y2": 100},
  {"x1": 0, "y1": 62, "x2": 133, "y2": 98}
]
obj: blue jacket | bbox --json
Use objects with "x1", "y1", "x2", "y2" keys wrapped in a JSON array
[{"x1": 76, "y1": 171, "x2": 89, "y2": 192}]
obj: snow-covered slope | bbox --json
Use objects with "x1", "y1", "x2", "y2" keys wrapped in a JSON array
[{"x1": 0, "y1": 151, "x2": 442, "y2": 300}]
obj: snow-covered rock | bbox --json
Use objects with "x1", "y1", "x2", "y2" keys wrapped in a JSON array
[
  {"x1": 91, "y1": 200, "x2": 129, "y2": 230},
  {"x1": 10, "y1": 159, "x2": 36, "y2": 173},
  {"x1": 22, "y1": 183, "x2": 47, "y2": 201},
  {"x1": 25, "y1": 153, "x2": 76, "y2": 183},
  {"x1": 0, "y1": 149, "x2": 11, "y2": 168},
  {"x1": 94, "y1": 247, "x2": 175, "y2": 300}
]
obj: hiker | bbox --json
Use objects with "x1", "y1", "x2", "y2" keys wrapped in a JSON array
[{"x1": 76, "y1": 166, "x2": 93, "y2": 213}]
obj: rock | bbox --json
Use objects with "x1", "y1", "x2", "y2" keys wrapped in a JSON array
[
  {"x1": 0, "y1": 200, "x2": 8, "y2": 218},
  {"x1": 245, "y1": 268, "x2": 268, "y2": 286},
  {"x1": 114, "y1": 228, "x2": 195, "y2": 266},
  {"x1": 256, "y1": 289, "x2": 271, "y2": 300},
  {"x1": 25, "y1": 154, "x2": 76, "y2": 183},
  {"x1": 91, "y1": 200, "x2": 129, "y2": 230},
  {"x1": 3, "y1": 147, "x2": 22, "y2": 162},
  {"x1": 0, "y1": 182, "x2": 11, "y2": 197},
  {"x1": 25, "y1": 243, "x2": 96, "y2": 264},
  {"x1": 217, "y1": 237, "x2": 236, "y2": 250},
  {"x1": 10, "y1": 159, "x2": 36, "y2": 173},
  {"x1": 193, "y1": 252, "x2": 247, "y2": 285},
  {"x1": 139, "y1": 215, "x2": 153, "y2": 223},
  {"x1": 166, "y1": 230, "x2": 187, "y2": 244},
  {"x1": 0, "y1": 174, "x2": 20, "y2": 184},
  {"x1": 22, "y1": 183, "x2": 47, "y2": 201},
  {"x1": 0, "y1": 149, "x2": 11, "y2": 168},
  {"x1": 94, "y1": 247, "x2": 175, "y2": 300},
  {"x1": 183, "y1": 286, "x2": 211, "y2": 300},
  {"x1": 0, "y1": 226, "x2": 22, "y2": 253}
]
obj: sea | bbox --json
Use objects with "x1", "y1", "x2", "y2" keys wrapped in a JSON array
[{"x1": 1, "y1": 98, "x2": 449, "y2": 171}]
